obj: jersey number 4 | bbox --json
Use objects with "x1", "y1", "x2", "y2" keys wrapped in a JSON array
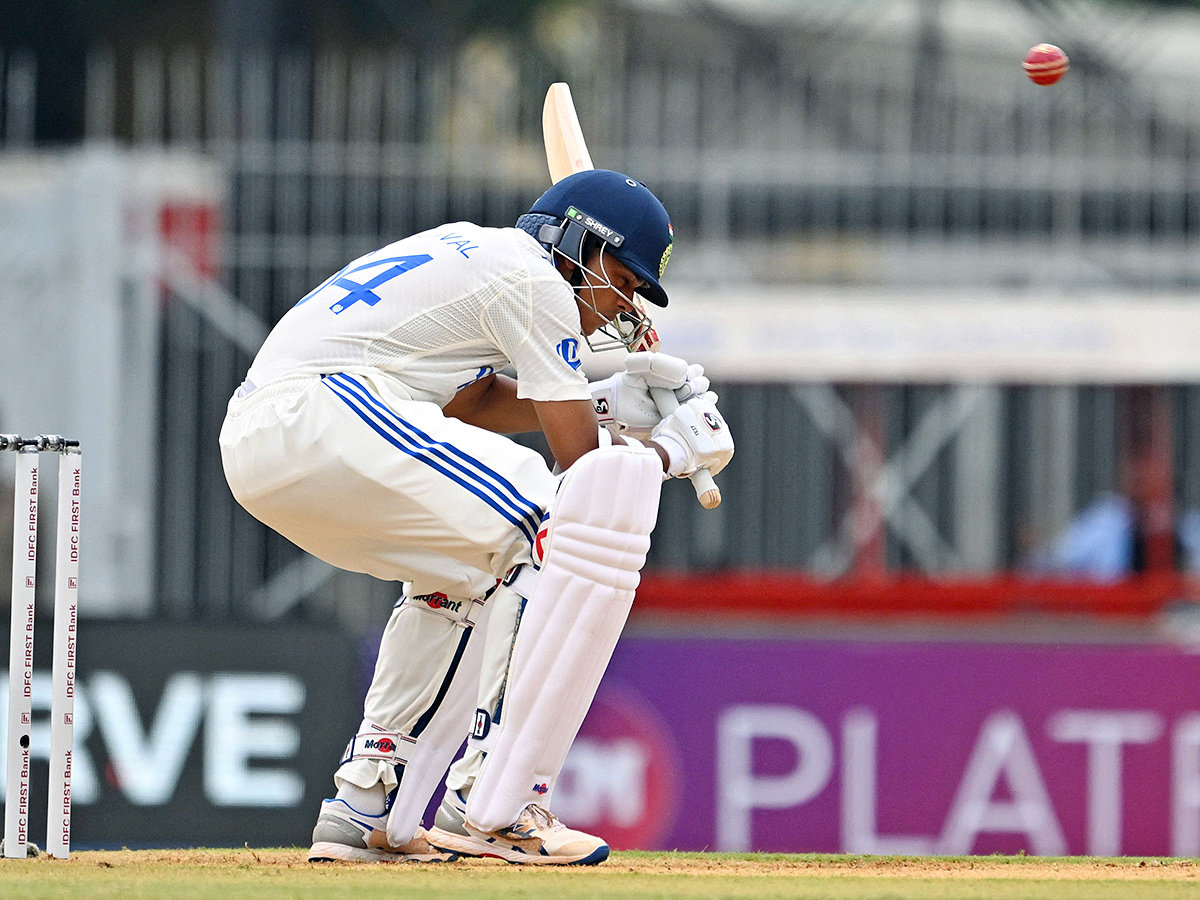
[{"x1": 296, "y1": 254, "x2": 434, "y2": 314}]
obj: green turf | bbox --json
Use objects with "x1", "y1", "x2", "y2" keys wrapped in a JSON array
[{"x1": 1, "y1": 849, "x2": 1198, "y2": 900}]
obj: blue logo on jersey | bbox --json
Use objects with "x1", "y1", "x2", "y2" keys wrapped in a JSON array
[{"x1": 556, "y1": 338, "x2": 581, "y2": 370}]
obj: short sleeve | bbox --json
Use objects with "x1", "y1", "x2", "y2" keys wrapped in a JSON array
[{"x1": 480, "y1": 246, "x2": 590, "y2": 403}]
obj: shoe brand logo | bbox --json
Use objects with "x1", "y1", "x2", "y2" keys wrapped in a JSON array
[
  {"x1": 365, "y1": 737, "x2": 397, "y2": 754},
  {"x1": 473, "y1": 709, "x2": 491, "y2": 740},
  {"x1": 532, "y1": 783, "x2": 549, "y2": 795},
  {"x1": 414, "y1": 592, "x2": 462, "y2": 613}
]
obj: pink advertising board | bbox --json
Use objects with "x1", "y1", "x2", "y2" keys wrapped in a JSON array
[{"x1": 552, "y1": 637, "x2": 1200, "y2": 856}]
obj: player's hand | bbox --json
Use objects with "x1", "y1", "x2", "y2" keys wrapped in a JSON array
[
  {"x1": 589, "y1": 372, "x2": 661, "y2": 438},
  {"x1": 590, "y1": 354, "x2": 712, "y2": 439},
  {"x1": 623, "y1": 352, "x2": 710, "y2": 402},
  {"x1": 673, "y1": 364, "x2": 710, "y2": 403},
  {"x1": 651, "y1": 392, "x2": 734, "y2": 478}
]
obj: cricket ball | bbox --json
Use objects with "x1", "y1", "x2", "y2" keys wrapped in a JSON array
[{"x1": 1023, "y1": 43, "x2": 1068, "y2": 86}]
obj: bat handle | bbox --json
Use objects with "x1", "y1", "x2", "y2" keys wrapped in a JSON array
[{"x1": 648, "y1": 386, "x2": 722, "y2": 509}]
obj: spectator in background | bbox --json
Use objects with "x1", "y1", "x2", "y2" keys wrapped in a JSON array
[{"x1": 1033, "y1": 456, "x2": 1200, "y2": 580}]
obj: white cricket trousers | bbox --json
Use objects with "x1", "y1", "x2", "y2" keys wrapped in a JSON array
[{"x1": 219, "y1": 370, "x2": 558, "y2": 821}]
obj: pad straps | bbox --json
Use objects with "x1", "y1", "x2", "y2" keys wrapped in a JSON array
[
  {"x1": 502, "y1": 563, "x2": 540, "y2": 600},
  {"x1": 340, "y1": 726, "x2": 417, "y2": 767},
  {"x1": 403, "y1": 588, "x2": 491, "y2": 627}
]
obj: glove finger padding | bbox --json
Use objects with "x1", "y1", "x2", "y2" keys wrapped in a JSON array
[
  {"x1": 651, "y1": 394, "x2": 734, "y2": 478},
  {"x1": 623, "y1": 351, "x2": 690, "y2": 390},
  {"x1": 626, "y1": 351, "x2": 710, "y2": 403},
  {"x1": 673, "y1": 363, "x2": 710, "y2": 403}
]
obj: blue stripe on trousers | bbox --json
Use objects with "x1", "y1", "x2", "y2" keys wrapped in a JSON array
[{"x1": 322, "y1": 374, "x2": 540, "y2": 546}]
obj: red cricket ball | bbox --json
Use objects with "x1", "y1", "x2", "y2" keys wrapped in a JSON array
[{"x1": 1023, "y1": 43, "x2": 1069, "y2": 86}]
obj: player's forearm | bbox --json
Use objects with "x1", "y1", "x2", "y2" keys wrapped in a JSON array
[
  {"x1": 533, "y1": 398, "x2": 602, "y2": 471},
  {"x1": 443, "y1": 373, "x2": 542, "y2": 434}
]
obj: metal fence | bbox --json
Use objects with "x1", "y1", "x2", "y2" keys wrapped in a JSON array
[{"x1": 5, "y1": 16, "x2": 1200, "y2": 621}]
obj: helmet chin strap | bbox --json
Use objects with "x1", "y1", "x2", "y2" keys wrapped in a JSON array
[{"x1": 551, "y1": 244, "x2": 654, "y2": 352}]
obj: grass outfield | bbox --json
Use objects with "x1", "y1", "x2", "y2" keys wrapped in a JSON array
[{"x1": 1, "y1": 849, "x2": 1199, "y2": 899}]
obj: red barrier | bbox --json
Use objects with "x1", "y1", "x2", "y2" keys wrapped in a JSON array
[{"x1": 634, "y1": 570, "x2": 1197, "y2": 619}]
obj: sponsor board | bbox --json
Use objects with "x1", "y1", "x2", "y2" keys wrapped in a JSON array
[
  {"x1": 14, "y1": 622, "x2": 1198, "y2": 854},
  {"x1": 0, "y1": 623, "x2": 356, "y2": 847},
  {"x1": 577, "y1": 637, "x2": 1200, "y2": 855},
  {"x1": 360, "y1": 629, "x2": 1200, "y2": 855},
  {"x1": 558, "y1": 686, "x2": 680, "y2": 850}
]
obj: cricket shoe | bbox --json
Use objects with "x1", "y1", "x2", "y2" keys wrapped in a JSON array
[
  {"x1": 308, "y1": 798, "x2": 458, "y2": 863},
  {"x1": 426, "y1": 790, "x2": 609, "y2": 865}
]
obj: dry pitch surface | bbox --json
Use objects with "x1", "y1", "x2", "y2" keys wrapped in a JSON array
[{"x1": 2, "y1": 848, "x2": 1200, "y2": 899}]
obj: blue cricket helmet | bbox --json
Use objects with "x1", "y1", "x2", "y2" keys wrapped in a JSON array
[{"x1": 521, "y1": 169, "x2": 674, "y2": 307}]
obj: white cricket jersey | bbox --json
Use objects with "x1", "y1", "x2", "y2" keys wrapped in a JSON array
[{"x1": 245, "y1": 223, "x2": 590, "y2": 406}]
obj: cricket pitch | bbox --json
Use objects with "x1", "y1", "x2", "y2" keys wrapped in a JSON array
[{"x1": 2, "y1": 848, "x2": 1199, "y2": 899}]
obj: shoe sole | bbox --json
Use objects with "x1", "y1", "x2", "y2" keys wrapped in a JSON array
[
  {"x1": 425, "y1": 827, "x2": 609, "y2": 866},
  {"x1": 308, "y1": 841, "x2": 458, "y2": 863}
]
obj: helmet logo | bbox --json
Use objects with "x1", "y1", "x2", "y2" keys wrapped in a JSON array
[
  {"x1": 565, "y1": 206, "x2": 625, "y2": 247},
  {"x1": 659, "y1": 243, "x2": 672, "y2": 278}
]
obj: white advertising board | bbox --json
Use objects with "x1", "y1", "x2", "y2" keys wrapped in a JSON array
[
  {"x1": 0, "y1": 147, "x2": 222, "y2": 615},
  {"x1": 641, "y1": 286, "x2": 1200, "y2": 384}
]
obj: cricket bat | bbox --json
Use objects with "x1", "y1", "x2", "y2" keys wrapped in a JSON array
[{"x1": 542, "y1": 82, "x2": 722, "y2": 509}]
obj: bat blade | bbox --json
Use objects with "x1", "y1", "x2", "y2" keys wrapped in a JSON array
[{"x1": 543, "y1": 82, "x2": 594, "y2": 183}]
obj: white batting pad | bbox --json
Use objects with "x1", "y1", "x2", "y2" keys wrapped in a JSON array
[
  {"x1": 383, "y1": 599, "x2": 491, "y2": 847},
  {"x1": 466, "y1": 444, "x2": 661, "y2": 832}
]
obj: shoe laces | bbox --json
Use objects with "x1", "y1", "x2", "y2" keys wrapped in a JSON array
[{"x1": 521, "y1": 804, "x2": 563, "y2": 832}]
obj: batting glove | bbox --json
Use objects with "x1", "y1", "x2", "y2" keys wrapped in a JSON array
[
  {"x1": 623, "y1": 351, "x2": 710, "y2": 399},
  {"x1": 651, "y1": 392, "x2": 734, "y2": 478},
  {"x1": 589, "y1": 353, "x2": 711, "y2": 439}
]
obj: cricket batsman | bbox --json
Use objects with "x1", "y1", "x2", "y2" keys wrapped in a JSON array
[{"x1": 219, "y1": 169, "x2": 734, "y2": 864}]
